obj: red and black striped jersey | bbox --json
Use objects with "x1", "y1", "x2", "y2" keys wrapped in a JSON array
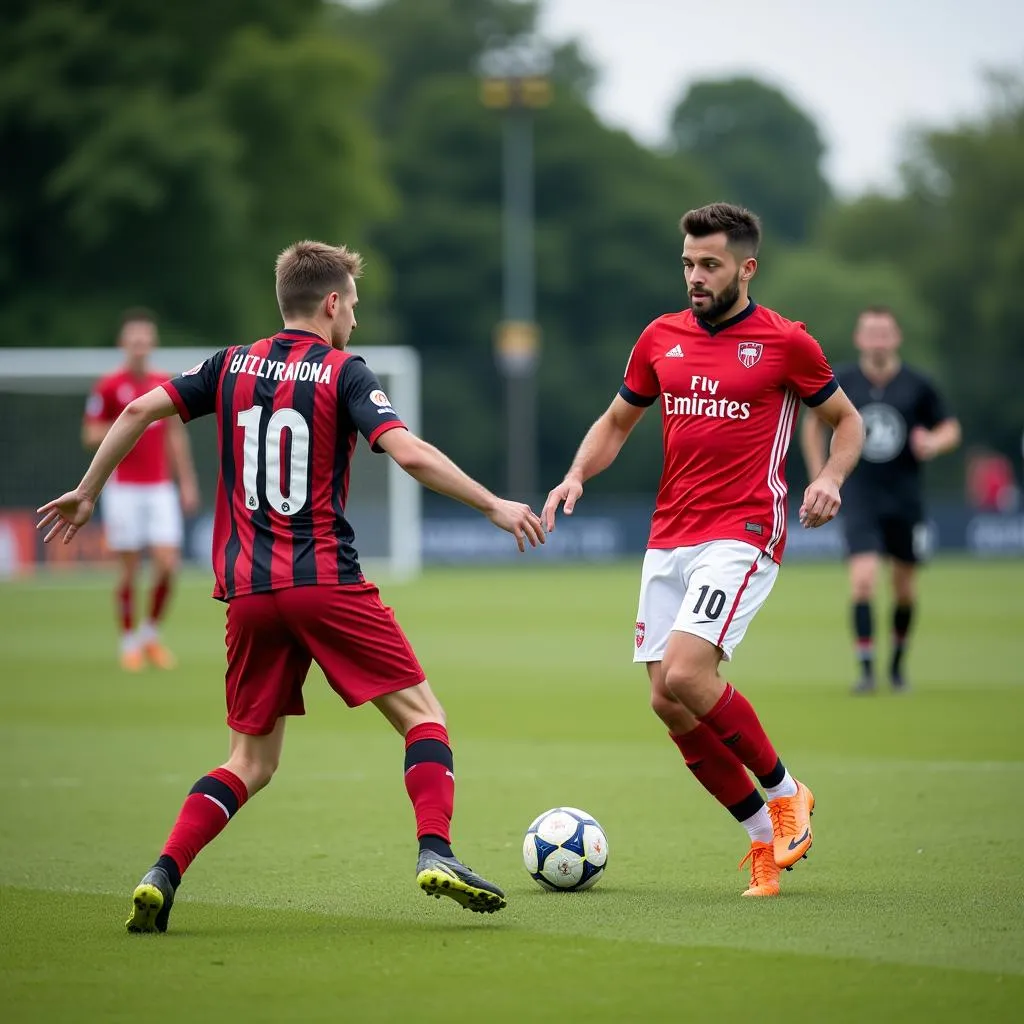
[{"x1": 163, "y1": 330, "x2": 405, "y2": 600}]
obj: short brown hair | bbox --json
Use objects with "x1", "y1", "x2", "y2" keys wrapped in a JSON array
[
  {"x1": 119, "y1": 306, "x2": 157, "y2": 329},
  {"x1": 859, "y1": 304, "x2": 899, "y2": 324},
  {"x1": 275, "y1": 241, "x2": 364, "y2": 318},
  {"x1": 680, "y1": 202, "x2": 762, "y2": 256}
]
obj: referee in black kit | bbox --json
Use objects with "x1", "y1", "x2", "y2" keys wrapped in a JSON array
[{"x1": 801, "y1": 307, "x2": 961, "y2": 694}]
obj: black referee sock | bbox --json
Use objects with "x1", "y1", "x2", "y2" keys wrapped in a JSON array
[
  {"x1": 891, "y1": 603, "x2": 914, "y2": 679},
  {"x1": 853, "y1": 601, "x2": 874, "y2": 678}
]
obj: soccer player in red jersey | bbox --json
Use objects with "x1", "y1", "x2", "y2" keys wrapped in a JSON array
[
  {"x1": 542, "y1": 203, "x2": 864, "y2": 897},
  {"x1": 83, "y1": 309, "x2": 200, "y2": 671},
  {"x1": 39, "y1": 241, "x2": 544, "y2": 930}
]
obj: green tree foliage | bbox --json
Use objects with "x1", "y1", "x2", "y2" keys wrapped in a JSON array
[
  {"x1": 336, "y1": 0, "x2": 538, "y2": 132},
  {"x1": 344, "y1": 0, "x2": 715, "y2": 490},
  {"x1": 669, "y1": 77, "x2": 830, "y2": 245},
  {"x1": 902, "y1": 76, "x2": 1024, "y2": 457},
  {"x1": 0, "y1": 0, "x2": 388, "y2": 347},
  {"x1": 755, "y1": 250, "x2": 938, "y2": 370},
  {"x1": 2, "y1": 0, "x2": 1018, "y2": 493},
  {"x1": 817, "y1": 72, "x2": 1024, "y2": 459}
]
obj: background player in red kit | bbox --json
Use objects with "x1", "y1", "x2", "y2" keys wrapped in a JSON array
[
  {"x1": 542, "y1": 203, "x2": 863, "y2": 897},
  {"x1": 39, "y1": 241, "x2": 544, "y2": 931},
  {"x1": 83, "y1": 309, "x2": 200, "y2": 670}
]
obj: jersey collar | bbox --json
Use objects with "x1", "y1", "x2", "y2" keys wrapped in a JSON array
[
  {"x1": 274, "y1": 329, "x2": 328, "y2": 343},
  {"x1": 695, "y1": 299, "x2": 757, "y2": 336}
]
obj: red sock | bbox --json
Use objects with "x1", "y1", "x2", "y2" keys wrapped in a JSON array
[
  {"x1": 404, "y1": 722, "x2": 454, "y2": 844},
  {"x1": 161, "y1": 767, "x2": 249, "y2": 882},
  {"x1": 117, "y1": 581, "x2": 134, "y2": 633},
  {"x1": 149, "y1": 573, "x2": 173, "y2": 624},
  {"x1": 699, "y1": 683, "x2": 782, "y2": 781},
  {"x1": 671, "y1": 723, "x2": 762, "y2": 821}
]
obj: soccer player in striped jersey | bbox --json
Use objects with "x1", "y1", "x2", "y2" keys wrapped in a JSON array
[
  {"x1": 38, "y1": 241, "x2": 545, "y2": 931},
  {"x1": 543, "y1": 203, "x2": 863, "y2": 897}
]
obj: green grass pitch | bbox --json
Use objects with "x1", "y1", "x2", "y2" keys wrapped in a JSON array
[{"x1": 1, "y1": 558, "x2": 1022, "y2": 1022}]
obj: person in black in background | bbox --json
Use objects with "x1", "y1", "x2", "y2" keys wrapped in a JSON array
[{"x1": 800, "y1": 307, "x2": 961, "y2": 693}]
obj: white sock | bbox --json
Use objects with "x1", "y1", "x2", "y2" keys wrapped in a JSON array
[
  {"x1": 119, "y1": 631, "x2": 140, "y2": 655},
  {"x1": 137, "y1": 621, "x2": 158, "y2": 645},
  {"x1": 763, "y1": 770, "x2": 798, "y2": 801},
  {"x1": 740, "y1": 805, "x2": 774, "y2": 844}
]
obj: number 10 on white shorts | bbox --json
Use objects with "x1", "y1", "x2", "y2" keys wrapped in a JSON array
[{"x1": 633, "y1": 540, "x2": 779, "y2": 663}]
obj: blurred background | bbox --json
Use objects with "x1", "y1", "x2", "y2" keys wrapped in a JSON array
[{"x1": 1, "y1": 0, "x2": 1022, "y2": 573}]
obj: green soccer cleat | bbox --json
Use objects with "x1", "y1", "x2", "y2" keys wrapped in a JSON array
[
  {"x1": 125, "y1": 866, "x2": 176, "y2": 933},
  {"x1": 416, "y1": 850, "x2": 506, "y2": 914}
]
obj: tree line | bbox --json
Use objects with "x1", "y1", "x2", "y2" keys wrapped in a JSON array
[{"x1": 1, "y1": 0, "x2": 1020, "y2": 495}]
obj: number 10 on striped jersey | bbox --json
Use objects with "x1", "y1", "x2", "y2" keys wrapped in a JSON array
[{"x1": 236, "y1": 405, "x2": 310, "y2": 517}]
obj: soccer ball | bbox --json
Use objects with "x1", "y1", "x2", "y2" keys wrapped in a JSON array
[{"x1": 523, "y1": 807, "x2": 608, "y2": 891}]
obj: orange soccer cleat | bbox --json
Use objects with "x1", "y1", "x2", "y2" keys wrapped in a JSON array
[
  {"x1": 143, "y1": 641, "x2": 177, "y2": 670},
  {"x1": 739, "y1": 840, "x2": 780, "y2": 897},
  {"x1": 768, "y1": 780, "x2": 815, "y2": 870},
  {"x1": 120, "y1": 647, "x2": 145, "y2": 672}
]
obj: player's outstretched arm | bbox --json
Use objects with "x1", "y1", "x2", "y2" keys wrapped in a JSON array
[
  {"x1": 167, "y1": 417, "x2": 201, "y2": 514},
  {"x1": 37, "y1": 387, "x2": 179, "y2": 544},
  {"x1": 542, "y1": 395, "x2": 646, "y2": 531},
  {"x1": 799, "y1": 407, "x2": 830, "y2": 481},
  {"x1": 376, "y1": 428, "x2": 544, "y2": 553},
  {"x1": 799, "y1": 388, "x2": 864, "y2": 529}
]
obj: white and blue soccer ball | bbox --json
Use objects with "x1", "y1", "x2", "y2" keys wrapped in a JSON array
[{"x1": 523, "y1": 807, "x2": 608, "y2": 891}]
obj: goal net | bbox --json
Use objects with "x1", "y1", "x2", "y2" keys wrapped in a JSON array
[{"x1": 0, "y1": 346, "x2": 422, "y2": 580}]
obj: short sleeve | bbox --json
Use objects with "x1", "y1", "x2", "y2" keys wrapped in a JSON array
[
  {"x1": 163, "y1": 348, "x2": 229, "y2": 422},
  {"x1": 84, "y1": 379, "x2": 116, "y2": 422},
  {"x1": 786, "y1": 326, "x2": 838, "y2": 407},
  {"x1": 917, "y1": 377, "x2": 950, "y2": 429},
  {"x1": 619, "y1": 323, "x2": 660, "y2": 407},
  {"x1": 338, "y1": 356, "x2": 406, "y2": 451}
]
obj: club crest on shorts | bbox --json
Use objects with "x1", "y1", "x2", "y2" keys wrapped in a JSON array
[
  {"x1": 737, "y1": 342, "x2": 763, "y2": 368},
  {"x1": 635, "y1": 621, "x2": 646, "y2": 648}
]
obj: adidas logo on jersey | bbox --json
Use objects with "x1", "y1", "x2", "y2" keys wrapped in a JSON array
[{"x1": 665, "y1": 344, "x2": 684, "y2": 358}]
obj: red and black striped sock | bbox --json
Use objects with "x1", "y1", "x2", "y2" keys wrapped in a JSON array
[
  {"x1": 157, "y1": 767, "x2": 249, "y2": 887},
  {"x1": 404, "y1": 722, "x2": 455, "y2": 858}
]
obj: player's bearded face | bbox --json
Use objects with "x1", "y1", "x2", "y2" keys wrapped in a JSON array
[{"x1": 688, "y1": 270, "x2": 741, "y2": 321}]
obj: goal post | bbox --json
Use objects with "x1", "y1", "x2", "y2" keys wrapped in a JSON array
[{"x1": 0, "y1": 345, "x2": 422, "y2": 579}]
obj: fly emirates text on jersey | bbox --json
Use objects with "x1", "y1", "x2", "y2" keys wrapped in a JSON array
[{"x1": 662, "y1": 375, "x2": 751, "y2": 420}]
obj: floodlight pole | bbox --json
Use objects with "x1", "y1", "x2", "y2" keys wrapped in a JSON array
[{"x1": 481, "y1": 67, "x2": 550, "y2": 500}]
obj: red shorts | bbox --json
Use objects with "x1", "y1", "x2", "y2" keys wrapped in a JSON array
[{"x1": 223, "y1": 583, "x2": 425, "y2": 735}]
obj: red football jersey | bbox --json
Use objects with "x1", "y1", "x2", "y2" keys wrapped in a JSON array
[
  {"x1": 84, "y1": 369, "x2": 172, "y2": 484},
  {"x1": 163, "y1": 330, "x2": 406, "y2": 601},
  {"x1": 621, "y1": 301, "x2": 837, "y2": 561}
]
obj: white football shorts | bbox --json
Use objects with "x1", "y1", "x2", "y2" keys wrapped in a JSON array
[
  {"x1": 633, "y1": 540, "x2": 779, "y2": 663},
  {"x1": 101, "y1": 481, "x2": 183, "y2": 552}
]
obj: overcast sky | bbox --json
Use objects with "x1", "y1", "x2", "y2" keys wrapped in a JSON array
[{"x1": 538, "y1": 0, "x2": 1024, "y2": 195}]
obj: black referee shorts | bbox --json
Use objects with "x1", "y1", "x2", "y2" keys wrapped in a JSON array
[{"x1": 840, "y1": 506, "x2": 926, "y2": 565}]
